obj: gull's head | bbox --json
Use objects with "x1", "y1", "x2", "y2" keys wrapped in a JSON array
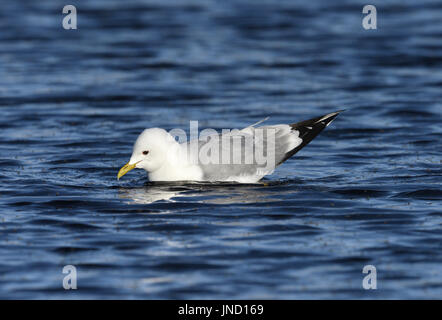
[{"x1": 117, "y1": 128, "x2": 174, "y2": 180}]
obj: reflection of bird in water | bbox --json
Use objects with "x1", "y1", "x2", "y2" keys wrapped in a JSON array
[
  {"x1": 118, "y1": 181, "x2": 295, "y2": 205},
  {"x1": 118, "y1": 186, "x2": 181, "y2": 204}
]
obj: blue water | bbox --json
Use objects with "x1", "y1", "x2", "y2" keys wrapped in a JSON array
[{"x1": 0, "y1": 0, "x2": 441, "y2": 299}]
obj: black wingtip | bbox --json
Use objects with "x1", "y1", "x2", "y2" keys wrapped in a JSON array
[
  {"x1": 291, "y1": 110, "x2": 342, "y2": 132},
  {"x1": 277, "y1": 110, "x2": 342, "y2": 165},
  {"x1": 316, "y1": 110, "x2": 344, "y2": 127}
]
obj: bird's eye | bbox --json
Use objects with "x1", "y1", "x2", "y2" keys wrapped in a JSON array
[{"x1": 142, "y1": 150, "x2": 149, "y2": 155}]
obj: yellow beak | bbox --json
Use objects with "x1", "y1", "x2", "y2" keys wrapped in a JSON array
[{"x1": 117, "y1": 162, "x2": 137, "y2": 180}]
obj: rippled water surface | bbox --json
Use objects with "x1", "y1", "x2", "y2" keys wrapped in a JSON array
[{"x1": 0, "y1": 0, "x2": 441, "y2": 299}]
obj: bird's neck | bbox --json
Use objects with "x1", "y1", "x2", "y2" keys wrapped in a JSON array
[{"x1": 147, "y1": 143, "x2": 203, "y2": 182}]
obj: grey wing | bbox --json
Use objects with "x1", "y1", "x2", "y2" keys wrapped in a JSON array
[
  {"x1": 181, "y1": 110, "x2": 342, "y2": 181},
  {"x1": 185, "y1": 125, "x2": 302, "y2": 181}
]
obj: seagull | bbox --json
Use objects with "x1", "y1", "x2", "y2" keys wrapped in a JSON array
[{"x1": 117, "y1": 110, "x2": 342, "y2": 183}]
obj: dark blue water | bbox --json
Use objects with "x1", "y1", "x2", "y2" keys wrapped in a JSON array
[{"x1": 0, "y1": 0, "x2": 441, "y2": 299}]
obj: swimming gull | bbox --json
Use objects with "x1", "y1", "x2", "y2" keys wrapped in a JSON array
[{"x1": 117, "y1": 110, "x2": 342, "y2": 183}]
